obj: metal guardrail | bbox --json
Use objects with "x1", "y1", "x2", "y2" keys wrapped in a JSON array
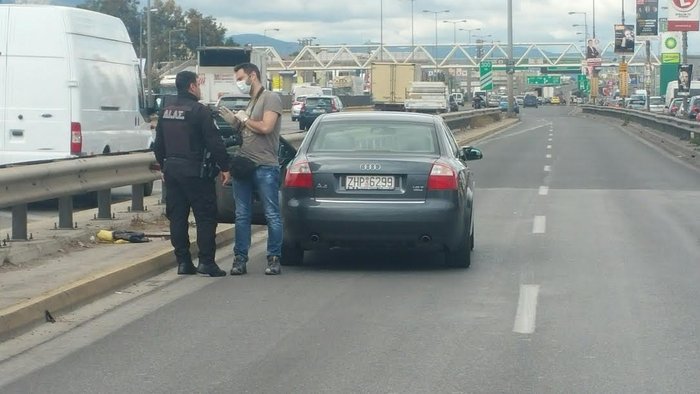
[
  {"x1": 0, "y1": 152, "x2": 160, "y2": 241},
  {"x1": 580, "y1": 105, "x2": 700, "y2": 142},
  {"x1": 441, "y1": 108, "x2": 502, "y2": 130}
]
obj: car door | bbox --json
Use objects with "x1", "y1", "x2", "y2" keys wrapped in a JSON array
[{"x1": 0, "y1": 7, "x2": 8, "y2": 161}]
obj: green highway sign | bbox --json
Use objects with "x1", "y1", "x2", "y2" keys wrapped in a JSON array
[
  {"x1": 527, "y1": 75, "x2": 562, "y2": 85},
  {"x1": 480, "y1": 61, "x2": 493, "y2": 91}
]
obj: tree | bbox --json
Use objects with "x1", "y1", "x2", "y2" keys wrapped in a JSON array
[
  {"x1": 183, "y1": 9, "x2": 226, "y2": 53},
  {"x1": 224, "y1": 36, "x2": 241, "y2": 47}
]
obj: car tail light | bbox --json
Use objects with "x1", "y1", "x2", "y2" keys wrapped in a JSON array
[
  {"x1": 284, "y1": 159, "x2": 313, "y2": 188},
  {"x1": 428, "y1": 162, "x2": 458, "y2": 190},
  {"x1": 331, "y1": 101, "x2": 338, "y2": 112},
  {"x1": 70, "y1": 122, "x2": 82, "y2": 155}
]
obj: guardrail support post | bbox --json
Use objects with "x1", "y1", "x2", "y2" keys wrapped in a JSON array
[
  {"x1": 58, "y1": 196, "x2": 74, "y2": 229},
  {"x1": 97, "y1": 189, "x2": 112, "y2": 220},
  {"x1": 131, "y1": 184, "x2": 145, "y2": 212},
  {"x1": 11, "y1": 204, "x2": 28, "y2": 241}
]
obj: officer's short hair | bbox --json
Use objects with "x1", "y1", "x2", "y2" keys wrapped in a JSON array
[
  {"x1": 234, "y1": 63, "x2": 260, "y2": 80},
  {"x1": 176, "y1": 71, "x2": 198, "y2": 93}
]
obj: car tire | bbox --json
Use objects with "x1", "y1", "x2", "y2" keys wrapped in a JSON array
[
  {"x1": 291, "y1": 116, "x2": 297, "y2": 121},
  {"x1": 299, "y1": 122, "x2": 305, "y2": 131},
  {"x1": 281, "y1": 242, "x2": 304, "y2": 266}
]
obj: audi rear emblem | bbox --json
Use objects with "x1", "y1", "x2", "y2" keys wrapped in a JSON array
[{"x1": 360, "y1": 163, "x2": 381, "y2": 171}]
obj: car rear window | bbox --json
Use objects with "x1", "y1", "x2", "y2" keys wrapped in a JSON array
[
  {"x1": 308, "y1": 121, "x2": 439, "y2": 154},
  {"x1": 218, "y1": 97, "x2": 250, "y2": 109},
  {"x1": 305, "y1": 97, "x2": 334, "y2": 108}
]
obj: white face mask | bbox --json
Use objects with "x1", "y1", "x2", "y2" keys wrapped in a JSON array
[{"x1": 237, "y1": 78, "x2": 251, "y2": 94}]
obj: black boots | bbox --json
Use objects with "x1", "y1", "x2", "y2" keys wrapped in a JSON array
[
  {"x1": 196, "y1": 263, "x2": 227, "y2": 277},
  {"x1": 177, "y1": 261, "x2": 197, "y2": 275}
]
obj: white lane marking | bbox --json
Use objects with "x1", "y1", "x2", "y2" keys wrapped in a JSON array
[
  {"x1": 546, "y1": 154, "x2": 552, "y2": 159},
  {"x1": 547, "y1": 145, "x2": 552, "y2": 149},
  {"x1": 479, "y1": 122, "x2": 553, "y2": 144},
  {"x1": 548, "y1": 138, "x2": 553, "y2": 142},
  {"x1": 544, "y1": 165, "x2": 551, "y2": 172},
  {"x1": 513, "y1": 285, "x2": 540, "y2": 334},
  {"x1": 532, "y1": 216, "x2": 546, "y2": 234},
  {"x1": 538, "y1": 186, "x2": 549, "y2": 195},
  {"x1": 549, "y1": 133, "x2": 553, "y2": 136}
]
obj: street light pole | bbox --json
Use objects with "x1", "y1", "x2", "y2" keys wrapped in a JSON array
[
  {"x1": 423, "y1": 9, "x2": 450, "y2": 78},
  {"x1": 507, "y1": 0, "x2": 514, "y2": 117},
  {"x1": 443, "y1": 19, "x2": 467, "y2": 44},
  {"x1": 380, "y1": 0, "x2": 383, "y2": 61},
  {"x1": 146, "y1": 0, "x2": 152, "y2": 107}
]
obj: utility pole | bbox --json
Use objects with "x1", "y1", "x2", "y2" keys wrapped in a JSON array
[
  {"x1": 146, "y1": 0, "x2": 152, "y2": 107},
  {"x1": 507, "y1": 0, "x2": 515, "y2": 117}
]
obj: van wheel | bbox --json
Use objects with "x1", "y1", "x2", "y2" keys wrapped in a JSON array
[
  {"x1": 291, "y1": 116, "x2": 297, "y2": 121},
  {"x1": 143, "y1": 181, "x2": 154, "y2": 197}
]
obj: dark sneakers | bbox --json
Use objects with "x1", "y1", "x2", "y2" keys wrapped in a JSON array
[
  {"x1": 230, "y1": 255, "x2": 248, "y2": 275},
  {"x1": 265, "y1": 256, "x2": 281, "y2": 275},
  {"x1": 196, "y1": 263, "x2": 226, "y2": 277}
]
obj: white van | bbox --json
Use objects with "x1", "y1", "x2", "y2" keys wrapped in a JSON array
[
  {"x1": 664, "y1": 80, "x2": 700, "y2": 107},
  {"x1": 0, "y1": 5, "x2": 152, "y2": 166}
]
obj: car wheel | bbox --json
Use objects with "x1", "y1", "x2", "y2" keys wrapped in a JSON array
[
  {"x1": 299, "y1": 122, "x2": 305, "y2": 130},
  {"x1": 281, "y1": 242, "x2": 304, "y2": 266}
]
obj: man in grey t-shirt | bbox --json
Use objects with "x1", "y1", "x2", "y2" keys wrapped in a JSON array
[{"x1": 219, "y1": 62, "x2": 284, "y2": 275}]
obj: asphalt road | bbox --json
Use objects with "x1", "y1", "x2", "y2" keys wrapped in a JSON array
[{"x1": 2, "y1": 105, "x2": 700, "y2": 393}]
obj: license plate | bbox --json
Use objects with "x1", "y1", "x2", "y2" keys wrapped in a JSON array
[{"x1": 346, "y1": 175, "x2": 395, "y2": 190}]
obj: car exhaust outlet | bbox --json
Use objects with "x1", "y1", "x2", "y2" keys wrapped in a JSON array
[
  {"x1": 310, "y1": 234, "x2": 320, "y2": 243},
  {"x1": 420, "y1": 235, "x2": 431, "y2": 243}
]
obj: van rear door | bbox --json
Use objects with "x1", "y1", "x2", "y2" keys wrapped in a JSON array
[
  {"x1": 0, "y1": 6, "x2": 8, "y2": 162},
  {"x1": 4, "y1": 7, "x2": 71, "y2": 164}
]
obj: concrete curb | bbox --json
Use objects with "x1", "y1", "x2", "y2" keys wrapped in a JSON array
[{"x1": 0, "y1": 225, "x2": 234, "y2": 339}]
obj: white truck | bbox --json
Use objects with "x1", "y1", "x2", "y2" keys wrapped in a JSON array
[
  {"x1": 196, "y1": 47, "x2": 267, "y2": 106},
  {"x1": 0, "y1": 4, "x2": 153, "y2": 166},
  {"x1": 371, "y1": 62, "x2": 421, "y2": 111},
  {"x1": 404, "y1": 81, "x2": 450, "y2": 114}
]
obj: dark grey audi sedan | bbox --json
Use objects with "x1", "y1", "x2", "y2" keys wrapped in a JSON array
[{"x1": 281, "y1": 111, "x2": 483, "y2": 268}]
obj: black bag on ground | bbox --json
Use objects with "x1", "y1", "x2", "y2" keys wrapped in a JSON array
[{"x1": 230, "y1": 155, "x2": 257, "y2": 179}]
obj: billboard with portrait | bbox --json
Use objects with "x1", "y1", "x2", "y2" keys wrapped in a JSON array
[{"x1": 614, "y1": 24, "x2": 635, "y2": 54}]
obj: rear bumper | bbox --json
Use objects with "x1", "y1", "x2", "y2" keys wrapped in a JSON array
[{"x1": 282, "y1": 197, "x2": 468, "y2": 250}]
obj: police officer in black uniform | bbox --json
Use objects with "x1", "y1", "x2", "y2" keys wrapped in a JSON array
[{"x1": 154, "y1": 71, "x2": 231, "y2": 277}]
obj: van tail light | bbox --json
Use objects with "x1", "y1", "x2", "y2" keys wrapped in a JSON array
[
  {"x1": 70, "y1": 122, "x2": 82, "y2": 155},
  {"x1": 284, "y1": 159, "x2": 313, "y2": 188},
  {"x1": 331, "y1": 101, "x2": 338, "y2": 112},
  {"x1": 427, "y1": 161, "x2": 458, "y2": 190}
]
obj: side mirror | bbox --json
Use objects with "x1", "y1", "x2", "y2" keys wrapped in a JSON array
[{"x1": 461, "y1": 146, "x2": 483, "y2": 161}]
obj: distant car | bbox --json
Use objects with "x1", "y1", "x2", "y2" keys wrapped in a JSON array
[
  {"x1": 291, "y1": 95, "x2": 307, "y2": 121},
  {"x1": 215, "y1": 94, "x2": 250, "y2": 112},
  {"x1": 298, "y1": 95, "x2": 344, "y2": 130},
  {"x1": 499, "y1": 98, "x2": 520, "y2": 114},
  {"x1": 627, "y1": 99, "x2": 646, "y2": 110},
  {"x1": 280, "y1": 111, "x2": 483, "y2": 267},
  {"x1": 648, "y1": 96, "x2": 665, "y2": 113},
  {"x1": 515, "y1": 96, "x2": 524, "y2": 106},
  {"x1": 667, "y1": 97, "x2": 684, "y2": 116},
  {"x1": 487, "y1": 95, "x2": 501, "y2": 107},
  {"x1": 686, "y1": 96, "x2": 700, "y2": 119},
  {"x1": 550, "y1": 96, "x2": 561, "y2": 105},
  {"x1": 523, "y1": 94, "x2": 538, "y2": 108},
  {"x1": 536, "y1": 96, "x2": 544, "y2": 105}
]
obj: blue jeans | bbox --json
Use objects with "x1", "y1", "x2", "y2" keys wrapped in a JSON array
[{"x1": 232, "y1": 165, "x2": 283, "y2": 259}]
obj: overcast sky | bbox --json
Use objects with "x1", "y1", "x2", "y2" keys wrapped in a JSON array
[{"x1": 173, "y1": 0, "x2": 698, "y2": 52}]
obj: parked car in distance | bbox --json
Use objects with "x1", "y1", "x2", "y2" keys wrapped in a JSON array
[
  {"x1": 298, "y1": 95, "x2": 344, "y2": 130},
  {"x1": 523, "y1": 94, "x2": 538, "y2": 108},
  {"x1": 280, "y1": 111, "x2": 483, "y2": 268},
  {"x1": 215, "y1": 94, "x2": 250, "y2": 112},
  {"x1": 499, "y1": 98, "x2": 520, "y2": 114},
  {"x1": 487, "y1": 95, "x2": 501, "y2": 107},
  {"x1": 291, "y1": 95, "x2": 307, "y2": 121},
  {"x1": 648, "y1": 96, "x2": 665, "y2": 113},
  {"x1": 515, "y1": 95, "x2": 524, "y2": 106},
  {"x1": 627, "y1": 99, "x2": 646, "y2": 110},
  {"x1": 550, "y1": 96, "x2": 561, "y2": 105}
]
